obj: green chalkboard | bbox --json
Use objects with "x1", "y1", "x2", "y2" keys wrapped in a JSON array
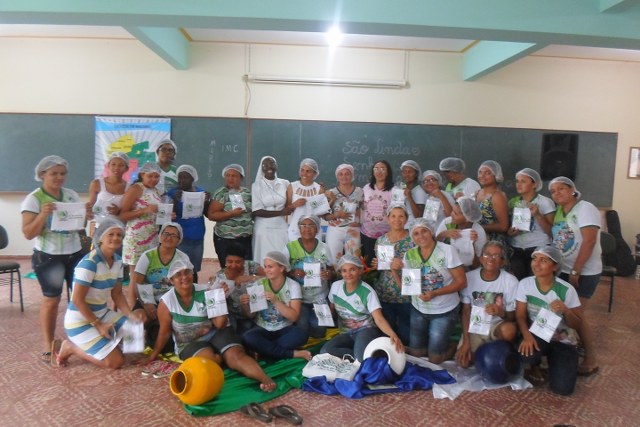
[
  {"x1": 0, "y1": 114, "x2": 617, "y2": 207},
  {"x1": 250, "y1": 120, "x2": 617, "y2": 206},
  {"x1": 0, "y1": 114, "x2": 247, "y2": 193}
]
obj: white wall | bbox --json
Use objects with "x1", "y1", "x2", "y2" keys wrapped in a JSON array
[{"x1": 2, "y1": 38, "x2": 639, "y2": 256}]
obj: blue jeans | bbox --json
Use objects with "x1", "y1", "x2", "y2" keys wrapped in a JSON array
[
  {"x1": 559, "y1": 272, "x2": 601, "y2": 299},
  {"x1": 242, "y1": 325, "x2": 309, "y2": 360},
  {"x1": 178, "y1": 239, "x2": 204, "y2": 273},
  {"x1": 380, "y1": 301, "x2": 411, "y2": 345},
  {"x1": 296, "y1": 303, "x2": 327, "y2": 339},
  {"x1": 409, "y1": 305, "x2": 460, "y2": 357},
  {"x1": 519, "y1": 335, "x2": 579, "y2": 396},
  {"x1": 32, "y1": 250, "x2": 84, "y2": 298},
  {"x1": 320, "y1": 326, "x2": 382, "y2": 362}
]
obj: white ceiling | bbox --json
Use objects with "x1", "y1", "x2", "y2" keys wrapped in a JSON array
[{"x1": 3, "y1": 24, "x2": 640, "y2": 63}]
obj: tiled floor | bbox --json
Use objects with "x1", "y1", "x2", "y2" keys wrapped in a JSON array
[{"x1": 0, "y1": 257, "x2": 638, "y2": 426}]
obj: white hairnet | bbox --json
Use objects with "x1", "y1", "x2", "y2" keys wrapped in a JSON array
[
  {"x1": 154, "y1": 139, "x2": 177, "y2": 154},
  {"x1": 401, "y1": 160, "x2": 421, "y2": 177},
  {"x1": 516, "y1": 168, "x2": 542, "y2": 192},
  {"x1": 456, "y1": 196, "x2": 483, "y2": 223},
  {"x1": 478, "y1": 160, "x2": 504, "y2": 183},
  {"x1": 222, "y1": 163, "x2": 245, "y2": 178},
  {"x1": 168, "y1": 259, "x2": 194, "y2": 279},
  {"x1": 176, "y1": 164, "x2": 198, "y2": 182},
  {"x1": 108, "y1": 151, "x2": 129, "y2": 169},
  {"x1": 386, "y1": 202, "x2": 408, "y2": 217},
  {"x1": 337, "y1": 253, "x2": 363, "y2": 270},
  {"x1": 335, "y1": 163, "x2": 355, "y2": 181},
  {"x1": 409, "y1": 217, "x2": 436, "y2": 237},
  {"x1": 439, "y1": 157, "x2": 465, "y2": 173},
  {"x1": 422, "y1": 170, "x2": 443, "y2": 188},
  {"x1": 263, "y1": 251, "x2": 291, "y2": 272},
  {"x1": 548, "y1": 176, "x2": 581, "y2": 199},
  {"x1": 92, "y1": 218, "x2": 125, "y2": 247},
  {"x1": 298, "y1": 214, "x2": 321, "y2": 230},
  {"x1": 300, "y1": 158, "x2": 319, "y2": 176},
  {"x1": 160, "y1": 222, "x2": 184, "y2": 245},
  {"x1": 139, "y1": 162, "x2": 162, "y2": 175},
  {"x1": 34, "y1": 155, "x2": 68, "y2": 181}
]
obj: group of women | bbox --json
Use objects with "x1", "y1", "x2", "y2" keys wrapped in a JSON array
[{"x1": 22, "y1": 146, "x2": 602, "y2": 395}]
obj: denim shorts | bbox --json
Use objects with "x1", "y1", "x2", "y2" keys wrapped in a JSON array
[
  {"x1": 179, "y1": 326, "x2": 242, "y2": 359},
  {"x1": 559, "y1": 273, "x2": 601, "y2": 299},
  {"x1": 409, "y1": 305, "x2": 460, "y2": 356},
  {"x1": 32, "y1": 250, "x2": 84, "y2": 298}
]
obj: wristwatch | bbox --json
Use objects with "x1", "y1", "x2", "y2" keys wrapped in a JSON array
[{"x1": 570, "y1": 269, "x2": 580, "y2": 276}]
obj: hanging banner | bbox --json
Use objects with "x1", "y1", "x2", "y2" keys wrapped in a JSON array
[{"x1": 95, "y1": 116, "x2": 171, "y2": 182}]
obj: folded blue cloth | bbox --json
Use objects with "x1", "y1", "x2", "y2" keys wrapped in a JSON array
[{"x1": 302, "y1": 357, "x2": 456, "y2": 399}]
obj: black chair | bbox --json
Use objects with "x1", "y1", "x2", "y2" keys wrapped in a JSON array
[
  {"x1": 0, "y1": 225, "x2": 24, "y2": 312},
  {"x1": 600, "y1": 231, "x2": 617, "y2": 312}
]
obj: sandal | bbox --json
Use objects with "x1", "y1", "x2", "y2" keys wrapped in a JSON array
[
  {"x1": 240, "y1": 402, "x2": 273, "y2": 423},
  {"x1": 577, "y1": 365, "x2": 600, "y2": 377},
  {"x1": 269, "y1": 405, "x2": 303, "y2": 426},
  {"x1": 41, "y1": 351, "x2": 52, "y2": 363},
  {"x1": 524, "y1": 366, "x2": 547, "y2": 387}
]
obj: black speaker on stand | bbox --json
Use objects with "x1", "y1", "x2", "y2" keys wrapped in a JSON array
[{"x1": 540, "y1": 133, "x2": 578, "y2": 180}]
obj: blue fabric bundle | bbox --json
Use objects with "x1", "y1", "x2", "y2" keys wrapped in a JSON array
[{"x1": 302, "y1": 357, "x2": 456, "y2": 399}]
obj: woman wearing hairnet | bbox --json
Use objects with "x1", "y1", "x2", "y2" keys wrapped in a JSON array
[
  {"x1": 435, "y1": 196, "x2": 487, "y2": 268},
  {"x1": 21, "y1": 155, "x2": 86, "y2": 362},
  {"x1": 475, "y1": 160, "x2": 509, "y2": 243},
  {"x1": 53, "y1": 218, "x2": 142, "y2": 368},
  {"x1": 286, "y1": 158, "x2": 326, "y2": 241},
  {"x1": 207, "y1": 163, "x2": 253, "y2": 268}
]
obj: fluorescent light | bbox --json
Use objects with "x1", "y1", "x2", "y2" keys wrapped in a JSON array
[
  {"x1": 326, "y1": 25, "x2": 343, "y2": 47},
  {"x1": 246, "y1": 74, "x2": 407, "y2": 89}
]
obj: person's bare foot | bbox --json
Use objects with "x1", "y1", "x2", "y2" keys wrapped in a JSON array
[
  {"x1": 51, "y1": 339, "x2": 72, "y2": 367},
  {"x1": 293, "y1": 350, "x2": 312, "y2": 361},
  {"x1": 259, "y1": 378, "x2": 277, "y2": 392}
]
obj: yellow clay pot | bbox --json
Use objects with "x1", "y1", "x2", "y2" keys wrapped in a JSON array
[{"x1": 169, "y1": 356, "x2": 225, "y2": 405}]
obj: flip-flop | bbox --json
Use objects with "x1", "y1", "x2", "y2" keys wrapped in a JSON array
[
  {"x1": 577, "y1": 365, "x2": 600, "y2": 377},
  {"x1": 240, "y1": 402, "x2": 273, "y2": 423},
  {"x1": 41, "y1": 351, "x2": 52, "y2": 363},
  {"x1": 269, "y1": 405, "x2": 303, "y2": 426},
  {"x1": 524, "y1": 367, "x2": 547, "y2": 386}
]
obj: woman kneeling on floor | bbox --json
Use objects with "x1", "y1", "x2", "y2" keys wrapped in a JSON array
[
  {"x1": 53, "y1": 219, "x2": 142, "y2": 369},
  {"x1": 321, "y1": 254, "x2": 404, "y2": 361},
  {"x1": 516, "y1": 245, "x2": 583, "y2": 396},
  {"x1": 147, "y1": 259, "x2": 276, "y2": 392}
]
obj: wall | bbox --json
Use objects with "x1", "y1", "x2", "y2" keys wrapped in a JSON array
[{"x1": 1, "y1": 37, "x2": 639, "y2": 257}]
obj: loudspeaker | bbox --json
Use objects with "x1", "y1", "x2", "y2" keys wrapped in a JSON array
[{"x1": 540, "y1": 133, "x2": 578, "y2": 180}]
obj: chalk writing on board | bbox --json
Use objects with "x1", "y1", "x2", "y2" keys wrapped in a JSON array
[
  {"x1": 208, "y1": 140, "x2": 216, "y2": 178},
  {"x1": 221, "y1": 144, "x2": 239, "y2": 153},
  {"x1": 340, "y1": 137, "x2": 422, "y2": 184}
]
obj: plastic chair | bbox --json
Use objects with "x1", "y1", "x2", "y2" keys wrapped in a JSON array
[
  {"x1": 0, "y1": 225, "x2": 24, "y2": 312},
  {"x1": 600, "y1": 231, "x2": 617, "y2": 312}
]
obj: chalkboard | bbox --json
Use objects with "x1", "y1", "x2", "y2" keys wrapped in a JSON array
[
  {"x1": 0, "y1": 114, "x2": 247, "y2": 193},
  {"x1": 250, "y1": 120, "x2": 617, "y2": 206},
  {"x1": 0, "y1": 114, "x2": 617, "y2": 207}
]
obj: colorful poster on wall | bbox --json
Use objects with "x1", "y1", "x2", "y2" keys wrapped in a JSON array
[{"x1": 95, "y1": 116, "x2": 171, "y2": 182}]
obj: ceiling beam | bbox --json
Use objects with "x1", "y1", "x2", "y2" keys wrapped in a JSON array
[
  {"x1": 599, "y1": 0, "x2": 640, "y2": 13},
  {"x1": 124, "y1": 26, "x2": 189, "y2": 69},
  {"x1": 463, "y1": 41, "x2": 541, "y2": 81}
]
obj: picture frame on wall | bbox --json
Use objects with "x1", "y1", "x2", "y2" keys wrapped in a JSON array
[{"x1": 628, "y1": 147, "x2": 640, "y2": 179}]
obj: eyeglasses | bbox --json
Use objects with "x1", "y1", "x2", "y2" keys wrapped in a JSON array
[
  {"x1": 481, "y1": 253, "x2": 502, "y2": 260},
  {"x1": 159, "y1": 147, "x2": 175, "y2": 153},
  {"x1": 423, "y1": 178, "x2": 438, "y2": 183},
  {"x1": 161, "y1": 232, "x2": 180, "y2": 239}
]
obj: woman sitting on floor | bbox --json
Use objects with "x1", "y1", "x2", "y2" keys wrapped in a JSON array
[
  {"x1": 53, "y1": 218, "x2": 142, "y2": 369},
  {"x1": 212, "y1": 243, "x2": 264, "y2": 337},
  {"x1": 284, "y1": 215, "x2": 335, "y2": 338},
  {"x1": 321, "y1": 254, "x2": 404, "y2": 362},
  {"x1": 241, "y1": 251, "x2": 312, "y2": 361},
  {"x1": 147, "y1": 259, "x2": 277, "y2": 392}
]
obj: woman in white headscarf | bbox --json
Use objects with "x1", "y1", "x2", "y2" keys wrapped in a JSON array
[
  {"x1": 251, "y1": 156, "x2": 293, "y2": 264},
  {"x1": 324, "y1": 163, "x2": 364, "y2": 264},
  {"x1": 286, "y1": 158, "x2": 326, "y2": 240}
]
